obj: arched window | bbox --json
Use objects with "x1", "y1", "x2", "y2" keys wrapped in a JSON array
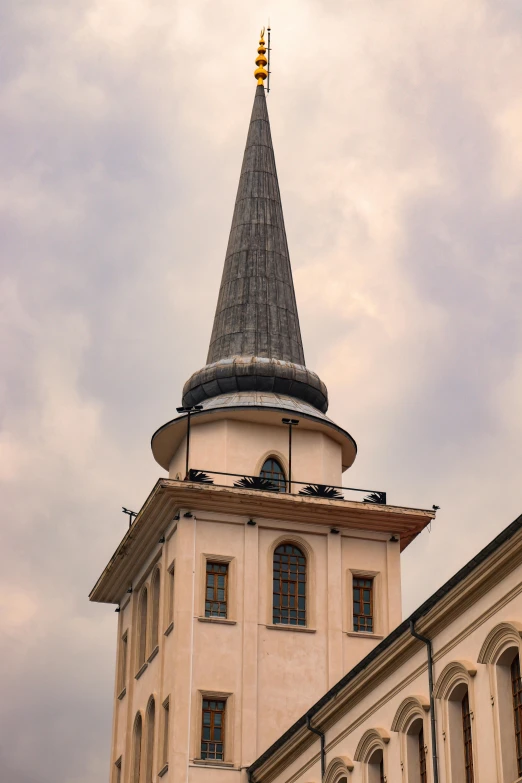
[
  {"x1": 512, "y1": 654, "x2": 522, "y2": 776},
  {"x1": 273, "y1": 543, "x2": 306, "y2": 626},
  {"x1": 354, "y1": 728, "x2": 389, "y2": 783},
  {"x1": 403, "y1": 717, "x2": 426, "y2": 783},
  {"x1": 433, "y1": 661, "x2": 476, "y2": 782},
  {"x1": 478, "y1": 621, "x2": 522, "y2": 779},
  {"x1": 137, "y1": 587, "x2": 148, "y2": 668},
  {"x1": 151, "y1": 568, "x2": 161, "y2": 651},
  {"x1": 145, "y1": 697, "x2": 155, "y2": 783},
  {"x1": 132, "y1": 713, "x2": 143, "y2": 783},
  {"x1": 260, "y1": 458, "x2": 286, "y2": 492}
]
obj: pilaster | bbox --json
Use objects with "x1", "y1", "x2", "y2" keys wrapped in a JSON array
[{"x1": 327, "y1": 532, "x2": 344, "y2": 687}]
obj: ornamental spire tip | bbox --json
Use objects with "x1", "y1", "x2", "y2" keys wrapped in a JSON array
[{"x1": 254, "y1": 29, "x2": 268, "y2": 85}]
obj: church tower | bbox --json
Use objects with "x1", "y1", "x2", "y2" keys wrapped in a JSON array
[{"x1": 90, "y1": 32, "x2": 435, "y2": 783}]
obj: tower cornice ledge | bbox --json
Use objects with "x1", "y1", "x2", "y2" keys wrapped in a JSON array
[
  {"x1": 89, "y1": 479, "x2": 435, "y2": 604},
  {"x1": 152, "y1": 391, "x2": 357, "y2": 472}
]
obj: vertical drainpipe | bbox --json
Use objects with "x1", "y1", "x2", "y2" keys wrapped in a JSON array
[
  {"x1": 307, "y1": 716, "x2": 325, "y2": 780},
  {"x1": 409, "y1": 620, "x2": 439, "y2": 783}
]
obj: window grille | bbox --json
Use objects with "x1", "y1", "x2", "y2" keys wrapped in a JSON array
[
  {"x1": 419, "y1": 727, "x2": 427, "y2": 783},
  {"x1": 260, "y1": 458, "x2": 286, "y2": 492},
  {"x1": 353, "y1": 577, "x2": 374, "y2": 632},
  {"x1": 512, "y1": 654, "x2": 522, "y2": 775},
  {"x1": 273, "y1": 544, "x2": 306, "y2": 626},
  {"x1": 205, "y1": 562, "x2": 228, "y2": 618},
  {"x1": 461, "y1": 691, "x2": 474, "y2": 783},
  {"x1": 201, "y1": 698, "x2": 226, "y2": 761}
]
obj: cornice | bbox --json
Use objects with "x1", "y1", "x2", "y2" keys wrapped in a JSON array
[{"x1": 89, "y1": 479, "x2": 435, "y2": 604}]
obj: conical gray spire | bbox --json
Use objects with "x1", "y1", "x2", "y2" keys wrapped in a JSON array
[
  {"x1": 182, "y1": 86, "x2": 328, "y2": 413},
  {"x1": 207, "y1": 85, "x2": 305, "y2": 365}
]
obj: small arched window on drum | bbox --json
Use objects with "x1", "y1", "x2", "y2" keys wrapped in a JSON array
[
  {"x1": 273, "y1": 543, "x2": 306, "y2": 626},
  {"x1": 260, "y1": 458, "x2": 286, "y2": 492}
]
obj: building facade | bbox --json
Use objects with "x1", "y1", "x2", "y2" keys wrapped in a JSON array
[
  {"x1": 90, "y1": 33, "x2": 522, "y2": 783},
  {"x1": 248, "y1": 514, "x2": 522, "y2": 783}
]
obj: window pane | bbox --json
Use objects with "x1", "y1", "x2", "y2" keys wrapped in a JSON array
[
  {"x1": 259, "y1": 458, "x2": 286, "y2": 492},
  {"x1": 273, "y1": 544, "x2": 306, "y2": 626},
  {"x1": 353, "y1": 577, "x2": 374, "y2": 633}
]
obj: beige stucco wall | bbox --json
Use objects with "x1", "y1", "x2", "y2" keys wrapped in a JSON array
[
  {"x1": 108, "y1": 503, "x2": 401, "y2": 783},
  {"x1": 168, "y1": 418, "x2": 344, "y2": 488},
  {"x1": 261, "y1": 533, "x2": 522, "y2": 783}
]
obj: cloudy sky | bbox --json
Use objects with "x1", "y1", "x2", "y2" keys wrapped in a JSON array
[{"x1": 2, "y1": 0, "x2": 522, "y2": 780}]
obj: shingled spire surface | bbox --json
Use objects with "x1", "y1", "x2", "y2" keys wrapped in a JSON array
[
  {"x1": 182, "y1": 85, "x2": 328, "y2": 413},
  {"x1": 207, "y1": 84, "x2": 305, "y2": 365}
]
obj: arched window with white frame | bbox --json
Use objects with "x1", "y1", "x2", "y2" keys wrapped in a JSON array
[
  {"x1": 478, "y1": 621, "x2": 522, "y2": 780},
  {"x1": 434, "y1": 660, "x2": 477, "y2": 783},
  {"x1": 354, "y1": 728, "x2": 390, "y2": 783},
  {"x1": 391, "y1": 696, "x2": 430, "y2": 783}
]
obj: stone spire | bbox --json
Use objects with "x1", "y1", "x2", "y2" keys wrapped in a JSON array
[
  {"x1": 207, "y1": 83, "x2": 305, "y2": 366},
  {"x1": 182, "y1": 46, "x2": 328, "y2": 413}
]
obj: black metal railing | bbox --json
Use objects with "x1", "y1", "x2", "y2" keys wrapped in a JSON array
[{"x1": 181, "y1": 468, "x2": 386, "y2": 505}]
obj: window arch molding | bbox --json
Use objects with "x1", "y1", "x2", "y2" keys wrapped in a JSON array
[
  {"x1": 391, "y1": 695, "x2": 430, "y2": 734},
  {"x1": 324, "y1": 755, "x2": 355, "y2": 783},
  {"x1": 477, "y1": 621, "x2": 522, "y2": 664},
  {"x1": 354, "y1": 729, "x2": 389, "y2": 783},
  {"x1": 393, "y1": 705, "x2": 429, "y2": 783},
  {"x1": 254, "y1": 450, "x2": 288, "y2": 481},
  {"x1": 354, "y1": 727, "x2": 390, "y2": 761},
  {"x1": 433, "y1": 660, "x2": 476, "y2": 700},
  {"x1": 266, "y1": 534, "x2": 315, "y2": 629}
]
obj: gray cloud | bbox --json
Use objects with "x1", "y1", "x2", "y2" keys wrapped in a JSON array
[{"x1": 2, "y1": 1, "x2": 522, "y2": 779}]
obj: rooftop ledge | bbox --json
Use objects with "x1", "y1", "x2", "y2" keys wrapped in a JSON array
[{"x1": 89, "y1": 478, "x2": 436, "y2": 604}]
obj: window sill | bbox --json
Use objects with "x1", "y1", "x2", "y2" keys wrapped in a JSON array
[
  {"x1": 191, "y1": 760, "x2": 235, "y2": 768},
  {"x1": 164, "y1": 622, "x2": 174, "y2": 637},
  {"x1": 117, "y1": 687, "x2": 126, "y2": 701},
  {"x1": 265, "y1": 624, "x2": 316, "y2": 634},
  {"x1": 346, "y1": 631, "x2": 383, "y2": 640},
  {"x1": 147, "y1": 645, "x2": 159, "y2": 664},
  {"x1": 135, "y1": 662, "x2": 148, "y2": 680},
  {"x1": 198, "y1": 616, "x2": 237, "y2": 625},
  {"x1": 158, "y1": 763, "x2": 168, "y2": 777}
]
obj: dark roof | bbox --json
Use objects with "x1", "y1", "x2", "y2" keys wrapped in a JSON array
[
  {"x1": 181, "y1": 85, "x2": 329, "y2": 412},
  {"x1": 208, "y1": 84, "x2": 304, "y2": 365},
  {"x1": 248, "y1": 511, "x2": 522, "y2": 778}
]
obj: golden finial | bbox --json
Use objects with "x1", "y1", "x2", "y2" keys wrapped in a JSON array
[{"x1": 254, "y1": 28, "x2": 268, "y2": 85}]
